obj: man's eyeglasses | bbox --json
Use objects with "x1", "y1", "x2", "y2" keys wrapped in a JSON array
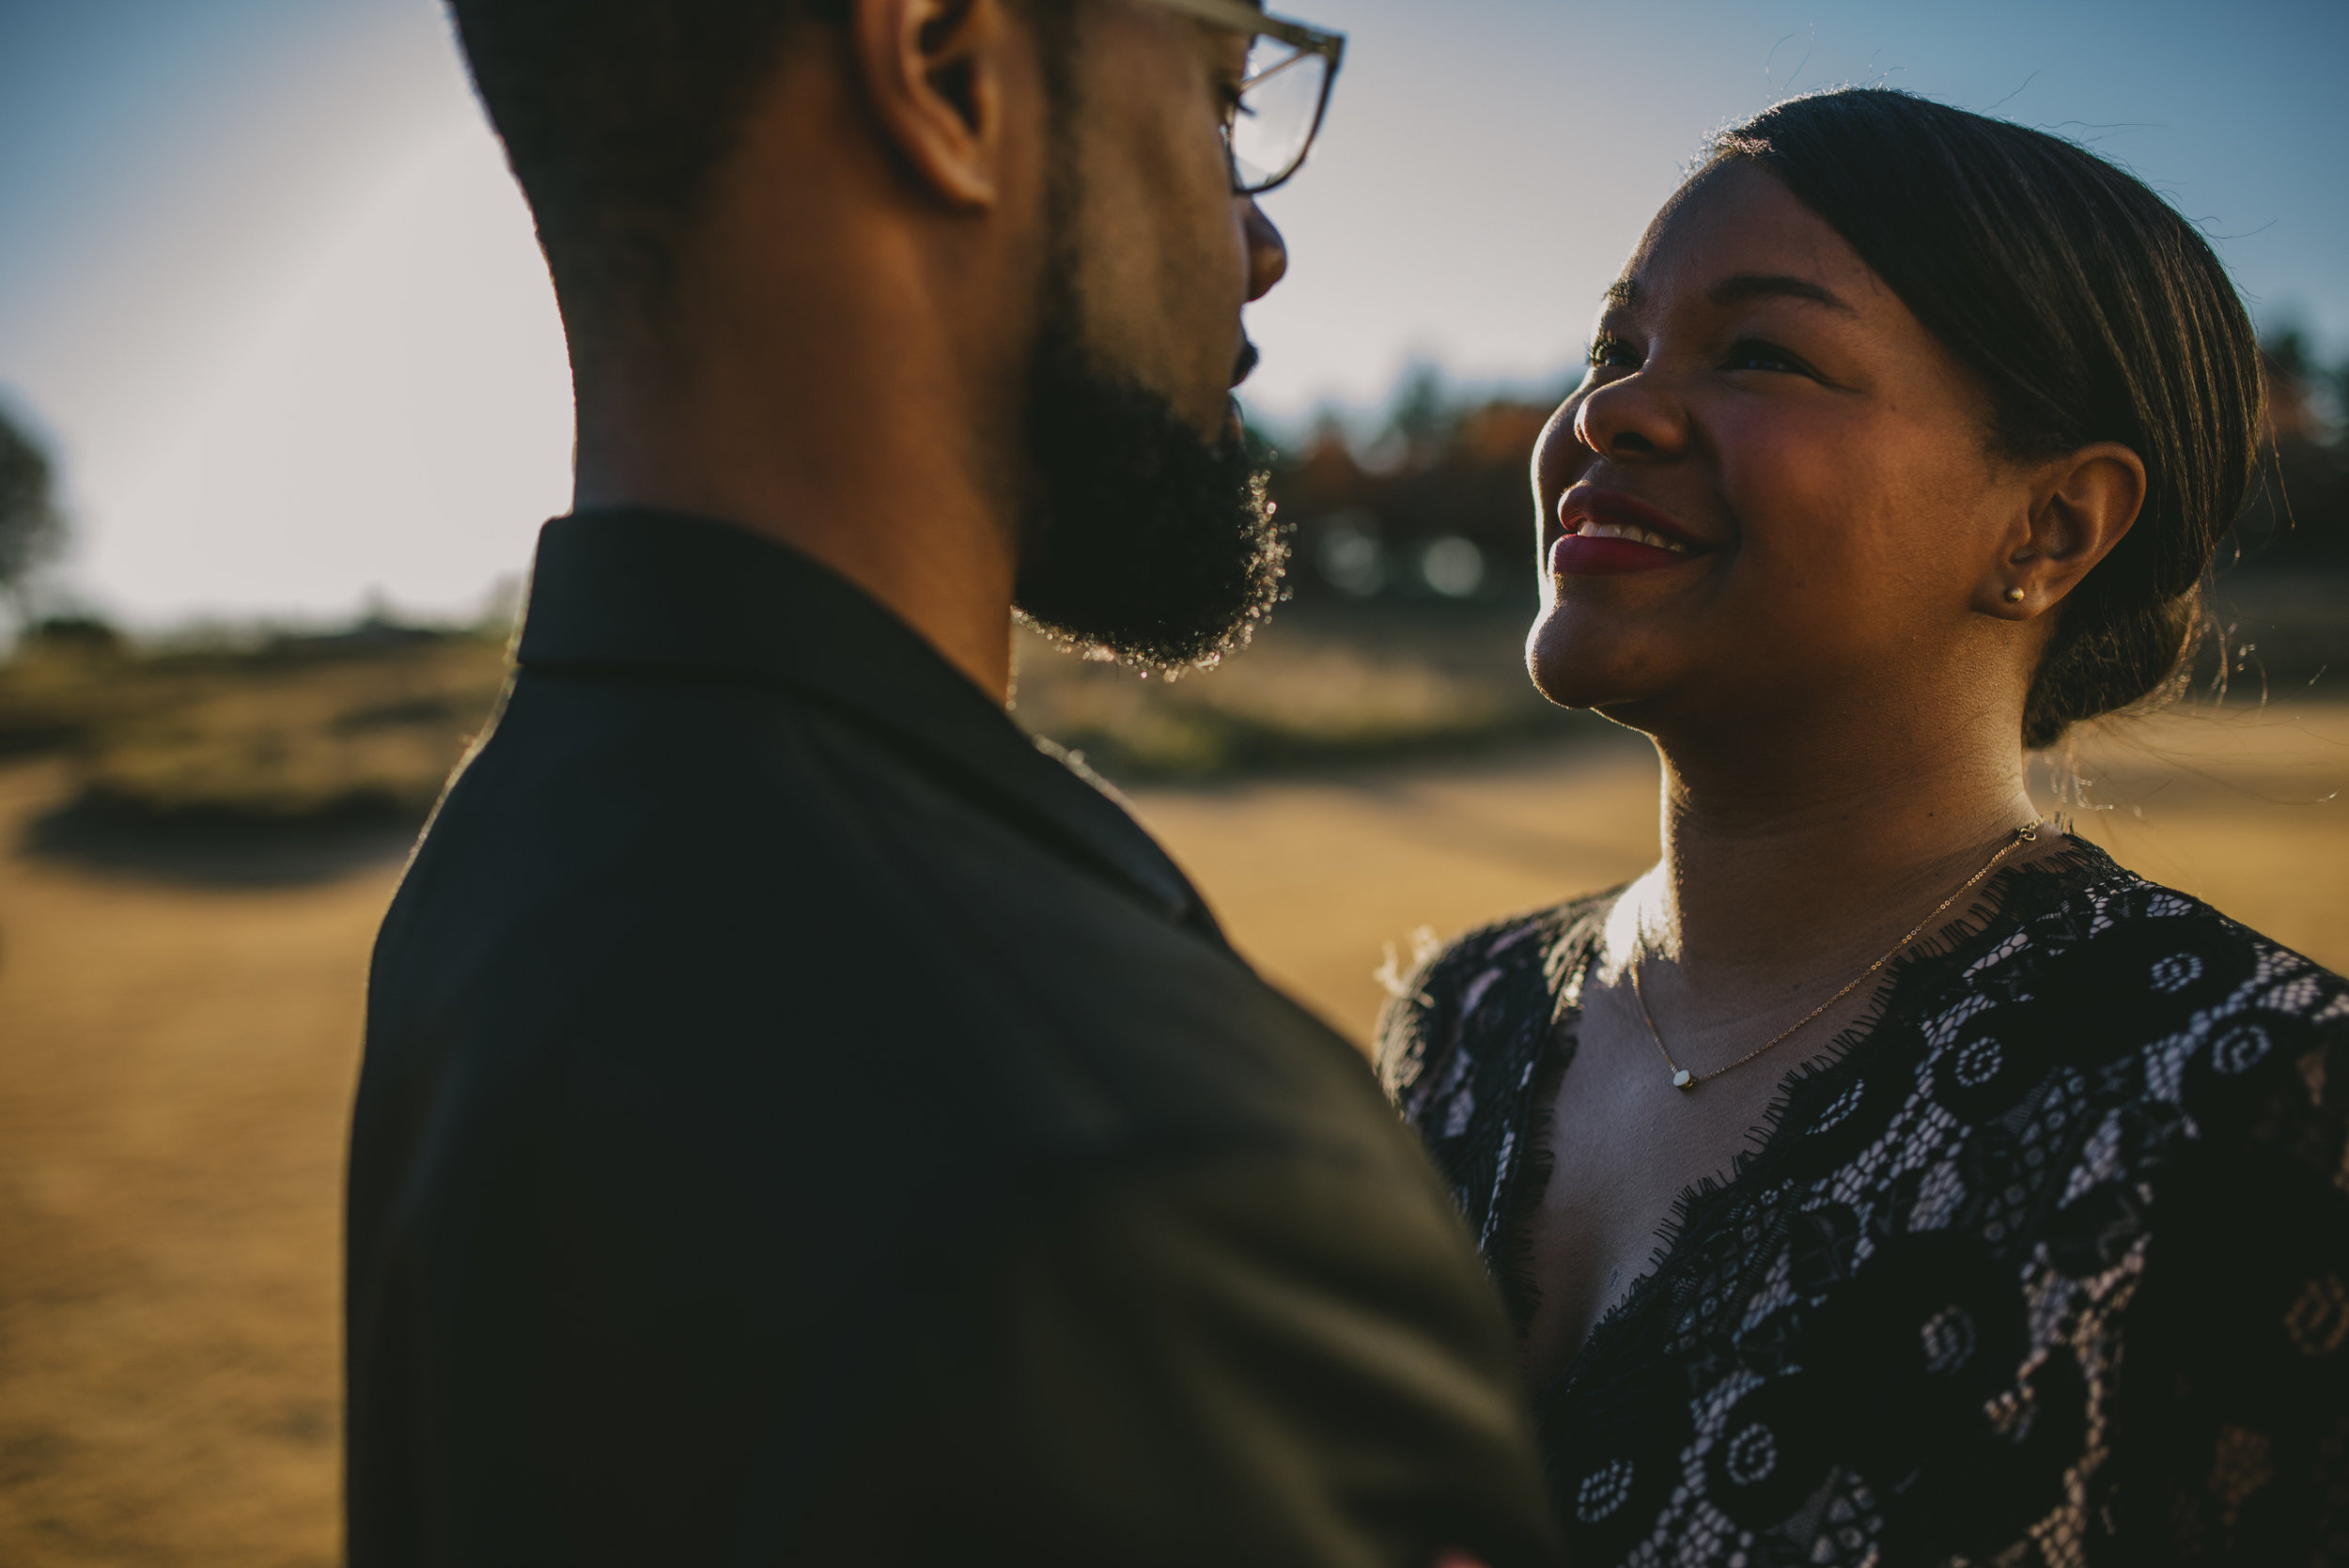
[{"x1": 1143, "y1": 0, "x2": 1346, "y2": 195}]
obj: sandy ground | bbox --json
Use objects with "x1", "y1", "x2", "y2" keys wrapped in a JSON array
[
  {"x1": 3, "y1": 706, "x2": 2347, "y2": 1563},
  {"x1": 1153, "y1": 701, "x2": 2349, "y2": 1039}
]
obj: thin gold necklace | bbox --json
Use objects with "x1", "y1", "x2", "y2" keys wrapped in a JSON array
[{"x1": 1629, "y1": 820, "x2": 2042, "y2": 1093}]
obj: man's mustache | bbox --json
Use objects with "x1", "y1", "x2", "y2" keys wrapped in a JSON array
[{"x1": 1231, "y1": 338, "x2": 1260, "y2": 388}]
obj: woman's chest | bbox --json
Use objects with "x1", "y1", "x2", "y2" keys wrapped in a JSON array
[
  {"x1": 1518, "y1": 1012, "x2": 2209, "y2": 1566},
  {"x1": 1520, "y1": 1007, "x2": 1801, "y2": 1385}
]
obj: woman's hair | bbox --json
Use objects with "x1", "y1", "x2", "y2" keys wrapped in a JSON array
[{"x1": 1698, "y1": 89, "x2": 2264, "y2": 749}]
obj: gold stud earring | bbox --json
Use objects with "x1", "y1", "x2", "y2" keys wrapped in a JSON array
[{"x1": 2004, "y1": 587, "x2": 2027, "y2": 604}]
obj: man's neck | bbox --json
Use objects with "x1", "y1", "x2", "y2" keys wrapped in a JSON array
[
  {"x1": 565, "y1": 52, "x2": 1043, "y2": 707},
  {"x1": 568, "y1": 263, "x2": 1033, "y2": 699},
  {"x1": 572, "y1": 376, "x2": 1024, "y2": 705}
]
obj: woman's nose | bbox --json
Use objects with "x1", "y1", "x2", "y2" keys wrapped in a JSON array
[
  {"x1": 1572, "y1": 371, "x2": 1686, "y2": 462},
  {"x1": 1240, "y1": 197, "x2": 1288, "y2": 303}
]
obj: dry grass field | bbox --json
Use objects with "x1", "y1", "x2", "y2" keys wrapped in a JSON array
[
  {"x1": 2, "y1": 699, "x2": 2347, "y2": 1563},
  {"x1": 1145, "y1": 701, "x2": 2349, "y2": 1033}
]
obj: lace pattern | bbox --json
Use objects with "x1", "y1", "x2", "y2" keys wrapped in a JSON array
[{"x1": 1377, "y1": 842, "x2": 2349, "y2": 1566}]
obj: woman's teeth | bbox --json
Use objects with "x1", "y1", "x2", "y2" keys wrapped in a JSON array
[{"x1": 1575, "y1": 520, "x2": 1690, "y2": 554}]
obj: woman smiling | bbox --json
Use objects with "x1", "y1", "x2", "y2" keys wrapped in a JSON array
[{"x1": 1380, "y1": 88, "x2": 2347, "y2": 1564}]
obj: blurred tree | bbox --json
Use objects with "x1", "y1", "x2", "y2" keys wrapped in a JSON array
[
  {"x1": 1266, "y1": 374, "x2": 1567, "y2": 605},
  {"x1": 0, "y1": 401, "x2": 66, "y2": 621},
  {"x1": 1386, "y1": 365, "x2": 1452, "y2": 462},
  {"x1": 2236, "y1": 329, "x2": 2349, "y2": 574}
]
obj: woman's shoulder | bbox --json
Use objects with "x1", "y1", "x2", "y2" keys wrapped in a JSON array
[
  {"x1": 1982, "y1": 839, "x2": 2349, "y2": 1167},
  {"x1": 1375, "y1": 887, "x2": 1618, "y2": 1123},
  {"x1": 2018, "y1": 852, "x2": 2349, "y2": 1540},
  {"x1": 2008, "y1": 840, "x2": 2348, "y2": 1036}
]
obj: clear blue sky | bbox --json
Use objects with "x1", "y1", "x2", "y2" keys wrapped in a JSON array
[{"x1": 2, "y1": 0, "x2": 2343, "y2": 625}]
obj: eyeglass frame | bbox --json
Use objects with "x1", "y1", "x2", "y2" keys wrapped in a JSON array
[{"x1": 1139, "y1": 0, "x2": 1346, "y2": 195}]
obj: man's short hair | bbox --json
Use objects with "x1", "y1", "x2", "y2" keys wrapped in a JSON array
[
  {"x1": 446, "y1": 0, "x2": 853, "y2": 319},
  {"x1": 448, "y1": 0, "x2": 1071, "y2": 329}
]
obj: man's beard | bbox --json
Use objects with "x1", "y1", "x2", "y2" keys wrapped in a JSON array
[{"x1": 1010, "y1": 288, "x2": 1288, "y2": 672}]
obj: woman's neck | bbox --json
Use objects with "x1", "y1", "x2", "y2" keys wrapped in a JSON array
[{"x1": 1630, "y1": 693, "x2": 2043, "y2": 1003}]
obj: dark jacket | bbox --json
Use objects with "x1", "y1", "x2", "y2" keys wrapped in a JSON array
[{"x1": 347, "y1": 510, "x2": 1559, "y2": 1568}]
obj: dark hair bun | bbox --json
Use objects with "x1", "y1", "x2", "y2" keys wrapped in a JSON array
[{"x1": 1704, "y1": 89, "x2": 2263, "y2": 750}]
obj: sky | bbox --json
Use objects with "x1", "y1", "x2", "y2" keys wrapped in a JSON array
[{"x1": 1, "y1": 0, "x2": 2344, "y2": 628}]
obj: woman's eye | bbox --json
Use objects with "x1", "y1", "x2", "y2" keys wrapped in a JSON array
[
  {"x1": 1588, "y1": 336, "x2": 1641, "y2": 370},
  {"x1": 1724, "y1": 338, "x2": 1810, "y2": 375}
]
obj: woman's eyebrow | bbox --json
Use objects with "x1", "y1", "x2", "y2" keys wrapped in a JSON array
[{"x1": 1707, "y1": 273, "x2": 1856, "y2": 315}]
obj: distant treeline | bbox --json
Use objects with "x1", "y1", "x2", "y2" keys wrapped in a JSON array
[
  {"x1": 2236, "y1": 330, "x2": 2349, "y2": 576},
  {"x1": 1259, "y1": 367, "x2": 1562, "y2": 609},
  {"x1": 1262, "y1": 332, "x2": 2349, "y2": 606},
  {"x1": 5, "y1": 332, "x2": 2345, "y2": 649}
]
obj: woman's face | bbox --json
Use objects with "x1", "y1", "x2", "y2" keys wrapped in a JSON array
[{"x1": 1528, "y1": 163, "x2": 2035, "y2": 736}]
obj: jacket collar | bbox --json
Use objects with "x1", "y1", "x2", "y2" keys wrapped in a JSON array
[{"x1": 516, "y1": 508, "x2": 1221, "y2": 939}]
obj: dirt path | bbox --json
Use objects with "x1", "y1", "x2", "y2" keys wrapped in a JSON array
[
  {"x1": 2, "y1": 706, "x2": 2346, "y2": 1562},
  {"x1": 0, "y1": 764, "x2": 390, "y2": 1567}
]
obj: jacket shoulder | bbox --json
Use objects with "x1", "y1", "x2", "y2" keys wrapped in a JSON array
[{"x1": 362, "y1": 667, "x2": 1405, "y2": 1197}]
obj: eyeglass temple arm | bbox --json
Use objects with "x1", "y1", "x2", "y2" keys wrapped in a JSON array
[{"x1": 1143, "y1": 0, "x2": 1344, "y2": 56}]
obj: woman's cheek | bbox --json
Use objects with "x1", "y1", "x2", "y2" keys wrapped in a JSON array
[
  {"x1": 1730, "y1": 404, "x2": 1881, "y2": 557},
  {"x1": 1715, "y1": 431, "x2": 1831, "y2": 566},
  {"x1": 1532, "y1": 402, "x2": 1588, "y2": 515}
]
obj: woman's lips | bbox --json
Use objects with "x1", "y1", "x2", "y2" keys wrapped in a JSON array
[
  {"x1": 1550, "y1": 532, "x2": 1694, "y2": 576},
  {"x1": 1550, "y1": 490, "x2": 1709, "y2": 577}
]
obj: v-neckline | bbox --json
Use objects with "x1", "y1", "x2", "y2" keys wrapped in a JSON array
[{"x1": 1516, "y1": 838, "x2": 2114, "y2": 1407}]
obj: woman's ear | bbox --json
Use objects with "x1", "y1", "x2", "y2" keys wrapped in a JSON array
[
  {"x1": 849, "y1": 0, "x2": 1024, "y2": 210},
  {"x1": 1979, "y1": 441, "x2": 2148, "y2": 619}
]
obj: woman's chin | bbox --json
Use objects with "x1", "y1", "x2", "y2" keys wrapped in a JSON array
[{"x1": 1526, "y1": 614, "x2": 1669, "y2": 713}]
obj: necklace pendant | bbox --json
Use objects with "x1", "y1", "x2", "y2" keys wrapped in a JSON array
[{"x1": 1672, "y1": 1068, "x2": 1696, "y2": 1090}]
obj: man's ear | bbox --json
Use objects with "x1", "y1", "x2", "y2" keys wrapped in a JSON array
[
  {"x1": 1978, "y1": 442, "x2": 2148, "y2": 620},
  {"x1": 850, "y1": 0, "x2": 1024, "y2": 209}
]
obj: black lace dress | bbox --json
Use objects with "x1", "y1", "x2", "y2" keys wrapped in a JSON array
[{"x1": 1377, "y1": 839, "x2": 2349, "y2": 1566}]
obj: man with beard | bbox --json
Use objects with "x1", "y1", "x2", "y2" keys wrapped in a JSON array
[{"x1": 345, "y1": 2, "x2": 1558, "y2": 1564}]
